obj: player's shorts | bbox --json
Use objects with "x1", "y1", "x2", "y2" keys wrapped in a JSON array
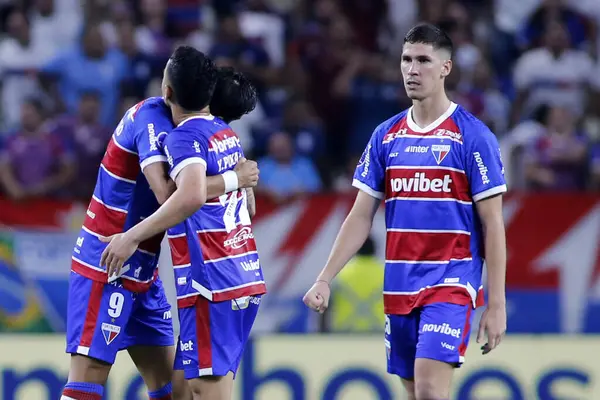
[
  {"x1": 385, "y1": 302, "x2": 475, "y2": 379},
  {"x1": 66, "y1": 271, "x2": 174, "y2": 364},
  {"x1": 174, "y1": 294, "x2": 261, "y2": 379}
]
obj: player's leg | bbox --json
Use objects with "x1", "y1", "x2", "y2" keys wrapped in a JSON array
[
  {"x1": 64, "y1": 271, "x2": 135, "y2": 399},
  {"x1": 384, "y1": 313, "x2": 420, "y2": 400},
  {"x1": 413, "y1": 302, "x2": 475, "y2": 399},
  {"x1": 122, "y1": 278, "x2": 178, "y2": 399},
  {"x1": 172, "y1": 364, "x2": 193, "y2": 400},
  {"x1": 179, "y1": 295, "x2": 261, "y2": 400}
]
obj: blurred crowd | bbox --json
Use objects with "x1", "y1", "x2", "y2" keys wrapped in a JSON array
[{"x1": 1, "y1": 0, "x2": 600, "y2": 203}]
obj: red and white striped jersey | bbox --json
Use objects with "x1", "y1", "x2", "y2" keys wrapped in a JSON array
[
  {"x1": 162, "y1": 115, "x2": 267, "y2": 308},
  {"x1": 71, "y1": 97, "x2": 172, "y2": 292},
  {"x1": 353, "y1": 102, "x2": 507, "y2": 315}
]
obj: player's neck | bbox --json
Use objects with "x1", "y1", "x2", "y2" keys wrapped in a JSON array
[
  {"x1": 172, "y1": 106, "x2": 211, "y2": 126},
  {"x1": 410, "y1": 93, "x2": 452, "y2": 130}
]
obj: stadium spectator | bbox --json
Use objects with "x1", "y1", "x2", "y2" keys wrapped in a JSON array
[
  {"x1": 524, "y1": 106, "x2": 589, "y2": 190},
  {"x1": 0, "y1": 98, "x2": 74, "y2": 200},
  {"x1": 39, "y1": 22, "x2": 129, "y2": 126},
  {"x1": 257, "y1": 130, "x2": 322, "y2": 204},
  {"x1": 331, "y1": 51, "x2": 406, "y2": 155},
  {"x1": 135, "y1": 0, "x2": 174, "y2": 61},
  {"x1": 0, "y1": 8, "x2": 54, "y2": 130},
  {"x1": 47, "y1": 91, "x2": 111, "y2": 200},
  {"x1": 29, "y1": 0, "x2": 82, "y2": 55},
  {"x1": 510, "y1": 20, "x2": 596, "y2": 126}
]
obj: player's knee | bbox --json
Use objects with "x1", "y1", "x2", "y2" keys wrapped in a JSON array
[
  {"x1": 188, "y1": 375, "x2": 231, "y2": 400},
  {"x1": 68, "y1": 355, "x2": 111, "y2": 385},
  {"x1": 414, "y1": 380, "x2": 448, "y2": 400},
  {"x1": 400, "y1": 378, "x2": 416, "y2": 400}
]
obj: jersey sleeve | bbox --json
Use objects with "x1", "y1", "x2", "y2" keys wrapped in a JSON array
[
  {"x1": 162, "y1": 127, "x2": 209, "y2": 181},
  {"x1": 352, "y1": 126, "x2": 386, "y2": 199},
  {"x1": 134, "y1": 105, "x2": 173, "y2": 171},
  {"x1": 465, "y1": 126, "x2": 507, "y2": 202}
]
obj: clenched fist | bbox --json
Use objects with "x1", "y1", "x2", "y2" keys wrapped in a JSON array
[
  {"x1": 234, "y1": 157, "x2": 259, "y2": 188},
  {"x1": 303, "y1": 280, "x2": 331, "y2": 314}
]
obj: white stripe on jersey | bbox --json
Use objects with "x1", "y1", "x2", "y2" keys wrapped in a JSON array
[
  {"x1": 384, "y1": 281, "x2": 480, "y2": 307},
  {"x1": 387, "y1": 228, "x2": 471, "y2": 235},
  {"x1": 100, "y1": 164, "x2": 137, "y2": 184},
  {"x1": 385, "y1": 197, "x2": 472, "y2": 205},
  {"x1": 173, "y1": 263, "x2": 191, "y2": 269},
  {"x1": 92, "y1": 195, "x2": 128, "y2": 214},
  {"x1": 386, "y1": 165, "x2": 466, "y2": 174},
  {"x1": 203, "y1": 250, "x2": 258, "y2": 264},
  {"x1": 72, "y1": 256, "x2": 105, "y2": 272},
  {"x1": 112, "y1": 135, "x2": 138, "y2": 154},
  {"x1": 384, "y1": 258, "x2": 473, "y2": 264},
  {"x1": 186, "y1": 279, "x2": 266, "y2": 301},
  {"x1": 81, "y1": 225, "x2": 106, "y2": 239}
]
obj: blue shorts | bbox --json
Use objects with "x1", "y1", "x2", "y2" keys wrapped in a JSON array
[
  {"x1": 174, "y1": 295, "x2": 261, "y2": 379},
  {"x1": 385, "y1": 302, "x2": 475, "y2": 379},
  {"x1": 65, "y1": 271, "x2": 174, "y2": 364}
]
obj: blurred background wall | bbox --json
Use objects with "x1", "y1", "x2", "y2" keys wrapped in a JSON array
[{"x1": 0, "y1": 0, "x2": 599, "y2": 398}]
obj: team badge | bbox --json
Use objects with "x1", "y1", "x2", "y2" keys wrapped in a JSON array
[
  {"x1": 101, "y1": 323, "x2": 121, "y2": 345},
  {"x1": 431, "y1": 144, "x2": 451, "y2": 165}
]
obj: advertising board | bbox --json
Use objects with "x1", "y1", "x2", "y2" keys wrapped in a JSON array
[{"x1": 1, "y1": 335, "x2": 598, "y2": 400}]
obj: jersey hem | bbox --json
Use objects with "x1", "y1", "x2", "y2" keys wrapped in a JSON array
[
  {"x1": 140, "y1": 155, "x2": 168, "y2": 171},
  {"x1": 170, "y1": 157, "x2": 207, "y2": 181},
  {"x1": 352, "y1": 179, "x2": 384, "y2": 199},
  {"x1": 472, "y1": 184, "x2": 507, "y2": 202}
]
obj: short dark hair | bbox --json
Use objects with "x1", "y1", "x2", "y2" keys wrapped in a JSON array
[
  {"x1": 166, "y1": 46, "x2": 218, "y2": 111},
  {"x1": 210, "y1": 67, "x2": 258, "y2": 123},
  {"x1": 404, "y1": 23, "x2": 453, "y2": 57}
]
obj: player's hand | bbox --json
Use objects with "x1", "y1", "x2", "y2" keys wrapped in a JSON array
[
  {"x1": 99, "y1": 233, "x2": 140, "y2": 282},
  {"x1": 234, "y1": 158, "x2": 259, "y2": 188},
  {"x1": 477, "y1": 304, "x2": 507, "y2": 355},
  {"x1": 303, "y1": 280, "x2": 331, "y2": 314}
]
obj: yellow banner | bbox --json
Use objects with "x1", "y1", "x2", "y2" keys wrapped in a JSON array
[{"x1": 0, "y1": 335, "x2": 598, "y2": 399}]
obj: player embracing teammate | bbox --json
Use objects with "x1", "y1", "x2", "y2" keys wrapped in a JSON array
[
  {"x1": 304, "y1": 23, "x2": 508, "y2": 400},
  {"x1": 100, "y1": 46, "x2": 265, "y2": 400},
  {"x1": 63, "y1": 46, "x2": 263, "y2": 400}
]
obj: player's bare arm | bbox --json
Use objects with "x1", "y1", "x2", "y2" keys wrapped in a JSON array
[
  {"x1": 144, "y1": 163, "x2": 177, "y2": 204},
  {"x1": 144, "y1": 157, "x2": 258, "y2": 204},
  {"x1": 475, "y1": 194, "x2": 507, "y2": 354},
  {"x1": 303, "y1": 190, "x2": 379, "y2": 313},
  {"x1": 246, "y1": 187, "x2": 256, "y2": 218},
  {"x1": 100, "y1": 163, "x2": 207, "y2": 277}
]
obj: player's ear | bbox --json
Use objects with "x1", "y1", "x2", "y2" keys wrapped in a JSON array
[
  {"x1": 440, "y1": 59, "x2": 452, "y2": 79},
  {"x1": 163, "y1": 85, "x2": 174, "y2": 106}
]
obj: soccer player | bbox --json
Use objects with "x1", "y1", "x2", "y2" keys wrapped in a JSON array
[
  {"x1": 63, "y1": 56, "x2": 259, "y2": 400},
  {"x1": 303, "y1": 23, "x2": 507, "y2": 400},
  {"x1": 100, "y1": 46, "x2": 265, "y2": 400}
]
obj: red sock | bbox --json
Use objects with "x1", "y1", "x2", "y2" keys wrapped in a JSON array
[{"x1": 61, "y1": 389, "x2": 102, "y2": 400}]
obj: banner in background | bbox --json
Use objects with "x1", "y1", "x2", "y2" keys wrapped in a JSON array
[
  {"x1": 0, "y1": 194, "x2": 599, "y2": 333},
  {"x1": 0, "y1": 335, "x2": 597, "y2": 400}
]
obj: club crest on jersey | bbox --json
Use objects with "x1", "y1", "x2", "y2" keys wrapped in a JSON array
[
  {"x1": 101, "y1": 323, "x2": 121, "y2": 345},
  {"x1": 431, "y1": 144, "x2": 451, "y2": 165}
]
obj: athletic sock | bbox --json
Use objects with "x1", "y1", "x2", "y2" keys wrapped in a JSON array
[
  {"x1": 148, "y1": 382, "x2": 173, "y2": 400},
  {"x1": 61, "y1": 382, "x2": 103, "y2": 400}
]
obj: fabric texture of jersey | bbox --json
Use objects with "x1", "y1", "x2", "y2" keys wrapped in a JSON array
[
  {"x1": 173, "y1": 295, "x2": 261, "y2": 378},
  {"x1": 352, "y1": 102, "x2": 507, "y2": 315},
  {"x1": 65, "y1": 271, "x2": 174, "y2": 364},
  {"x1": 385, "y1": 303, "x2": 475, "y2": 379},
  {"x1": 71, "y1": 97, "x2": 174, "y2": 292},
  {"x1": 162, "y1": 115, "x2": 266, "y2": 307}
]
